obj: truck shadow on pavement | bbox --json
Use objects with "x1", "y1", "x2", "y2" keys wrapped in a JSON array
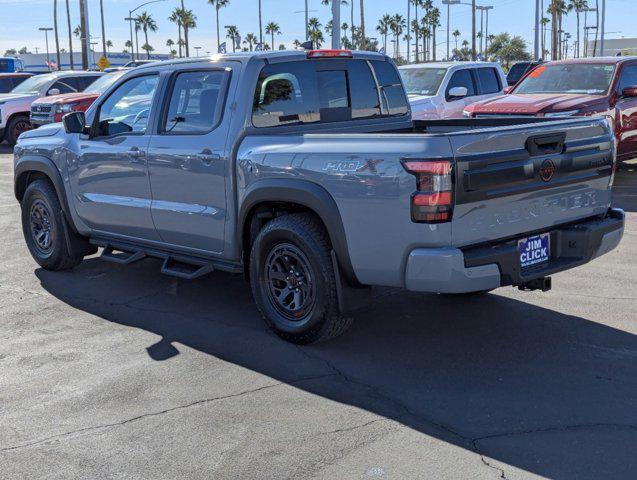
[{"x1": 35, "y1": 257, "x2": 637, "y2": 480}]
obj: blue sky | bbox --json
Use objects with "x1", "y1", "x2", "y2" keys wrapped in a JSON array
[{"x1": 0, "y1": 0, "x2": 635, "y2": 57}]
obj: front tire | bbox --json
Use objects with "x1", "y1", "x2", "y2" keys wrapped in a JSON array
[
  {"x1": 21, "y1": 179, "x2": 87, "y2": 271},
  {"x1": 249, "y1": 213, "x2": 352, "y2": 344},
  {"x1": 6, "y1": 115, "x2": 30, "y2": 147}
]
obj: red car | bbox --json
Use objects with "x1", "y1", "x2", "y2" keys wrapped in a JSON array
[
  {"x1": 30, "y1": 70, "x2": 126, "y2": 126},
  {"x1": 464, "y1": 57, "x2": 637, "y2": 164}
]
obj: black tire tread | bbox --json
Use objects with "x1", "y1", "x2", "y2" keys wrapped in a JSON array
[
  {"x1": 22, "y1": 179, "x2": 85, "y2": 271},
  {"x1": 250, "y1": 213, "x2": 353, "y2": 344}
]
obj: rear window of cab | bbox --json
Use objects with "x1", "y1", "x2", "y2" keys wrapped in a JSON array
[{"x1": 252, "y1": 59, "x2": 408, "y2": 128}]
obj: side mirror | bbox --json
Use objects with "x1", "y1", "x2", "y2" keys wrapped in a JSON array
[
  {"x1": 622, "y1": 86, "x2": 637, "y2": 98},
  {"x1": 63, "y1": 111, "x2": 86, "y2": 134},
  {"x1": 47, "y1": 88, "x2": 60, "y2": 96},
  {"x1": 503, "y1": 86, "x2": 514, "y2": 94},
  {"x1": 448, "y1": 86, "x2": 468, "y2": 99}
]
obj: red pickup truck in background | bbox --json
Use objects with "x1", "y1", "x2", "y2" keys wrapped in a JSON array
[
  {"x1": 30, "y1": 70, "x2": 125, "y2": 127},
  {"x1": 464, "y1": 57, "x2": 637, "y2": 165}
]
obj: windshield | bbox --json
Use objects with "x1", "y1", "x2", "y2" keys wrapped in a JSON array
[
  {"x1": 11, "y1": 73, "x2": 55, "y2": 94},
  {"x1": 85, "y1": 71, "x2": 126, "y2": 94},
  {"x1": 399, "y1": 68, "x2": 447, "y2": 96},
  {"x1": 514, "y1": 63, "x2": 616, "y2": 95}
]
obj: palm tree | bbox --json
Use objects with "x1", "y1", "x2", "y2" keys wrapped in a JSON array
[
  {"x1": 52, "y1": 0, "x2": 61, "y2": 69},
  {"x1": 106, "y1": 40, "x2": 113, "y2": 52},
  {"x1": 169, "y1": 8, "x2": 183, "y2": 57},
  {"x1": 548, "y1": 0, "x2": 568, "y2": 59},
  {"x1": 73, "y1": 25, "x2": 81, "y2": 39},
  {"x1": 244, "y1": 33, "x2": 258, "y2": 51},
  {"x1": 135, "y1": 11, "x2": 158, "y2": 59},
  {"x1": 567, "y1": 0, "x2": 588, "y2": 57},
  {"x1": 64, "y1": 0, "x2": 74, "y2": 69},
  {"x1": 390, "y1": 14, "x2": 406, "y2": 59},
  {"x1": 308, "y1": 18, "x2": 324, "y2": 48},
  {"x1": 208, "y1": 0, "x2": 230, "y2": 53},
  {"x1": 166, "y1": 38, "x2": 175, "y2": 55},
  {"x1": 452, "y1": 29, "x2": 461, "y2": 53},
  {"x1": 180, "y1": 9, "x2": 196, "y2": 57},
  {"x1": 541, "y1": 17, "x2": 550, "y2": 57},
  {"x1": 134, "y1": 20, "x2": 141, "y2": 59},
  {"x1": 411, "y1": 0, "x2": 421, "y2": 62},
  {"x1": 265, "y1": 22, "x2": 281, "y2": 52},
  {"x1": 226, "y1": 25, "x2": 239, "y2": 52},
  {"x1": 125, "y1": 40, "x2": 133, "y2": 53},
  {"x1": 376, "y1": 14, "x2": 391, "y2": 53},
  {"x1": 429, "y1": 6, "x2": 440, "y2": 61},
  {"x1": 359, "y1": 0, "x2": 366, "y2": 50}
]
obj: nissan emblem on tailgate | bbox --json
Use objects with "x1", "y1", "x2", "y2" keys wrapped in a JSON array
[{"x1": 539, "y1": 159, "x2": 556, "y2": 182}]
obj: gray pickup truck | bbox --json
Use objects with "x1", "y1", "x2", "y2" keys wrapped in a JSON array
[{"x1": 14, "y1": 50, "x2": 625, "y2": 344}]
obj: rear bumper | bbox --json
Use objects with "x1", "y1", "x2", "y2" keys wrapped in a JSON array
[{"x1": 405, "y1": 208, "x2": 625, "y2": 293}]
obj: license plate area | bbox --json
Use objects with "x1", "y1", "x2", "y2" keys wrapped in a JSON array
[{"x1": 518, "y1": 233, "x2": 550, "y2": 272}]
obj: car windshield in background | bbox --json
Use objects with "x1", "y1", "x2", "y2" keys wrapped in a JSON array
[
  {"x1": 514, "y1": 63, "x2": 616, "y2": 95},
  {"x1": 10, "y1": 73, "x2": 54, "y2": 94},
  {"x1": 399, "y1": 68, "x2": 447, "y2": 96},
  {"x1": 85, "y1": 71, "x2": 126, "y2": 94}
]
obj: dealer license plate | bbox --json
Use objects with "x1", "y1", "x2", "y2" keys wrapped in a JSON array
[{"x1": 518, "y1": 233, "x2": 550, "y2": 270}]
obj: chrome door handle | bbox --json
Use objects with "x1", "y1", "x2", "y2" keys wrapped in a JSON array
[
  {"x1": 196, "y1": 150, "x2": 220, "y2": 165},
  {"x1": 126, "y1": 148, "x2": 145, "y2": 162}
]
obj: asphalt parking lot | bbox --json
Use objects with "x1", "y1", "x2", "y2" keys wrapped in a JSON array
[{"x1": 0, "y1": 144, "x2": 635, "y2": 479}]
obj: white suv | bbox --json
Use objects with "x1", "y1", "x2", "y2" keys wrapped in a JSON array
[
  {"x1": 0, "y1": 71, "x2": 102, "y2": 146},
  {"x1": 399, "y1": 62, "x2": 507, "y2": 120}
]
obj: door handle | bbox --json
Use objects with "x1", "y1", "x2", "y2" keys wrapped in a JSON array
[
  {"x1": 126, "y1": 147, "x2": 146, "y2": 162},
  {"x1": 196, "y1": 150, "x2": 220, "y2": 165}
]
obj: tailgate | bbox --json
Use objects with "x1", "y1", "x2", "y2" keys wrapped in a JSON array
[{"x1": 450, "y1": 118, "x2": 614, "y2": 247}]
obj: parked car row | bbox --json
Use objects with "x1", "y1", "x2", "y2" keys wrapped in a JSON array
[{"x1": 400, "y1": 56, "x2": 637, "y2": 165}]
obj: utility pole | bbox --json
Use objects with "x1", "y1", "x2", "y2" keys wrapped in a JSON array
[
  {"x1": 359, "y1": 0, "x2": 366, "y2": 50},
  {"x1": 471, "y1": 0, "x2": 476, "y2": 60},
  {"x1": 478, "y1": 7, "x2": 484, "y2": 57},
  {"x1": 79, "y1": 0, "x2": 90, "y2": 70},
  {"x1": 305, "y1": 0, "x2": 309, "y2": 42},
  {"x1": 599, "y1": 0, "x2": 606, "y2": 56},
  {"x1": 406, "y1": 0, "x2": 411, "y2": 63},
  {"x1": 534, "y1": 0, "x2": 540, "y2": 60},
  {"x1": 100, "y1": 0, "x2": 106, "y2": 57},
  {"x1": 331, "y1": 0, "x2": 341, "y2": 49}
]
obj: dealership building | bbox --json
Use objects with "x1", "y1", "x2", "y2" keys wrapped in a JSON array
[
  {"x1": 17, "y1": 51, "x2": 172, "y2": 72},
  {"x1": 586, "y1": 37, "x2": 637, "y2": 57}
]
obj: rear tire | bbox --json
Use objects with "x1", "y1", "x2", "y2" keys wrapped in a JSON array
[
  {"x1": 249, "y1": 213, "x2": 353, "y2": 344},
  {"x1": 21, "y1": 179, "x2": 88, "y2": 271},
  {"x1": 6, "y1": 115, "x2": 30, "y2": 147}
]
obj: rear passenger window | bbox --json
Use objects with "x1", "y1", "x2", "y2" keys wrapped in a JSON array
[
  {"x1": 162, "y1": 70, "x2": 226, "y2": 134},
  {"x1": 370, "y1": 60, "x2": 409, "y2": 116},
  {"x1": 50, "y1": 77, "x2": 80, "y2": 94},
  {"x1": 252, "y1": 59, "x2": 402, "y2": 128},
  {"x1": 253, "y1": 61, "x2": 320, "y2": 128},
  {"x1": 476, "y1": 68, "x2": 501, "y2": 94},
  {"x1": 446, "y1": 69, "x2": 476, "y2": 98},
  {"x1": 0, "y1": 78, "x2": 12, "y2": 92}
]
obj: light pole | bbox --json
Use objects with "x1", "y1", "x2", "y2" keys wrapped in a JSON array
[
  {"x1": 331, "y1": 0, "x2": 341, "y2": 49},
  {"x1": 580, "y1": 7, "x2": 596, "y2": 57},
  {"x1": 443, "y1": 1, "x2": 480, "y2": 60},
  {"x1": 38, "y1": 27, "x2": 53, "y2": 70},
  {"x1": 293, "y1": 8, "x2": 317, "y2": 43},
  {"x1": 599, "y1": 0, "x2": 606, "y2": 56},
  {"x1": 534, "y1": 0, "x2": 540, "y2": 60},
  {"x1": 442, "y1": 0, "x2": 460, "y2": 61},
  {"x1": 194, "y1": 46, "x2": 201, "y2": 57},
  {"x1": 126, "y1": 0, "x2": 167, "y2": 62}
]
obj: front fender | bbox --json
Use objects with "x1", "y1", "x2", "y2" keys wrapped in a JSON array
[{"x1": 238, "y1": 178, "x2": 359, "y2": 286}]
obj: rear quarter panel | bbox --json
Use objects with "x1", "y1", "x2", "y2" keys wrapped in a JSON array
[{"x1": 237, "y1": 133, "x2": 454, "y2": 287}]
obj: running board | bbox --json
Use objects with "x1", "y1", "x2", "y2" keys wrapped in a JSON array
[
  {"x1": 160, "y1": 257, "x2": 214, "y2": 280},
  {"x1": 100, "y1": 246, "x2": 146, "y2": 265}
]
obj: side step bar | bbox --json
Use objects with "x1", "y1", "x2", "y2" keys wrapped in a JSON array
[
  {"x1": 91, "y1": 238, "x2": 243, "y2": 279},
  {"x1": 101, "y1": 246, "x2": 146, "y2": 265}
]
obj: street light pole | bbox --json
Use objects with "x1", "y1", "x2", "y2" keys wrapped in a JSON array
[
  {"x1": 534, "y1": 0, "x2": 540, "y2": 60},
  {"x1": 442, "y1": 0, "x2": 460, "y2": 61},
  {"x1": 471, "y1": 0, "x2": 476, "y2": 60},
  {"x1": 600, "y1": 0, "x2": 606, "y2": 56},
  {"x1": 38, "y1": 27, "x2": 53, "y2": 70},
  {"x1": 126, "y1": 0, "x2": 167, "y2": 62},
  {"x1": 194, "y1": 46, "x2": 201, "y2": 57}
]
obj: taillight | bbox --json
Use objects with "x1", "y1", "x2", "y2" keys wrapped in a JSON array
[{"x1": 402, "y1": 159, "x2": 454, "y2": 223}]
